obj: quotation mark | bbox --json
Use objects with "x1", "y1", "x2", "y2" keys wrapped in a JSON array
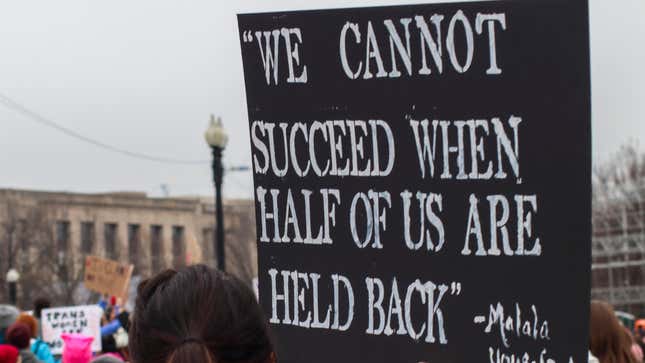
[
  {"x1": 450, "y1": 282, "x2": 462, "y2": 295},
  {"x1": 242, "y1": 30, "x2": 254, "y2": 43}
]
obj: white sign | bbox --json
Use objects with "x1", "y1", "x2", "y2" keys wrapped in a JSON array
[{"x1": 41, "y1": 305, "x2": 103, "y2": 355}]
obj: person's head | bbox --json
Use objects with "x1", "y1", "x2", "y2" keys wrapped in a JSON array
[
  {"x1": 0, "y1": 345, "x2": 20, "y2": 363},
  {"x1": 14, "y1": 314, "x2": 37, "y2": 339},
  {"x1": 90, "y1": 354, "x2": 123, "y2": 363},
  {"x1": 590, "y1": 301, "x2": 636, "y2": 363},
  {"x1": 33, "y1": 298, "x2": 51, "y2": 321},
  {"x1": 6, "y1": 323, "x2": 31, "y2": 350},
  {"x1": 102, "y1": 307, "x2": 115, "y2": 325},
  {"x1": 0, "y1": 306, "x2": 19, "y2": 344},
  {"x1": 129, "y1": 265, "x2": 274, "y2": 363}
]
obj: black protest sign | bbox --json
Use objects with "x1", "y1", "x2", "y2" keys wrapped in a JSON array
[{"x1": 238, "y1": 1, "x2": 590, "y2": 362}]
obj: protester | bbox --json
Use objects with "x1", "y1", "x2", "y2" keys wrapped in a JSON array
[
  {"x1": 98, "y1": 299, "x2": 129, "y2": 362},
  {"x1": 14, "y1": 314, "x2": 55, "y2": 363},
  {"x1": 97, "y1": 296, "x2": 108, "y2": 312},
  {"x1": 129, "y1": 264, "x2": 275, "y2": 363},
  {"x1": 115, "y1": 312, "x2": 129, "y2": 334},
  {"x1": 100, "y1": 307, "x2": 120, "y2": 338},
  {"x1": 113, "y1": 310, "x2": 129, "y2": 358},
  {"x1": 32, "y1": 298, "x2": 51, "y2": 339},
  {"x1": 5, "y1": 323, "x2": 41, "y2": 363},
  {"x1": 0, "y1": 305, "x2": 19, "y2": 345},
  {"x1": 0, "y1": 345, "x2": 20, "y2": 363},
  {"x1": 33, "y1": 299, "x2": 50, "y2": 324},
  {"x1": 636, "y1": 324, "x2": 645, "y2": 356},
  {"x1": 625, "y1": 328, "x2": 644, "y2": 363},
  {"x1": 590, "y1": 300, "x2": 637, "y2": 363}
]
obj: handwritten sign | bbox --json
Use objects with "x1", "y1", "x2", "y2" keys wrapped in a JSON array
[
  {"x1": 239, "y1": 1, "x2": 591, "y2": 362},
  {"x1": 41, "y1": 305, "x2": 103, "y2": 355},
  {"x1": 84, "y1": 255, "x2": 133, "y2": 299}
]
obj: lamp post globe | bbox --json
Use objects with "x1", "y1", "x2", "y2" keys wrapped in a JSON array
[
  {"x1": 204, "y1": 115, "x2": 229, "y2": 149},
  {"x1": 6, "y1": 268, "x2": 19, "y2": 283},
  {"x1": 205, "y1": 115, "x2": 228, "y2": 272},
  {"x1": 6, "y1": 268, "x2": 19, "y2": 306}
]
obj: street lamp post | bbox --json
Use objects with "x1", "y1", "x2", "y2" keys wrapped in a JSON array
[
  {"x1": 204, "y1": 115, "x2": 229, "y2": 272},
  {"x1": 6, "y1": 268, "x2": 20, "y2": 306}
]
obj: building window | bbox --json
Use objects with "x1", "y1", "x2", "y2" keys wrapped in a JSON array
[
  {"x1": 150, "y1": 225, "x2": 163, "y2": 272},
  {"x1": 202, "y1": 228, "x2": 214, "y2": 266},
  {"x1": 56, "y1": 221, "x2": 70, "y2": 251},
  {"x1": 81, "y1": 222, "x2": 95, "y2": 254},
  {"x1": 128, "y1": 224, "x2": 141, "y2": 272},
  {"x1": 172, "y1": 226, "x2": 185, "y2": 268},
  {"x1": 55, "y1": 220, "x2": 71, "y2": 278},
  {"x1": 18, "y1": 219, "x2": 29, "y2": 251},
  {"x1": 104, "y1": 223, "x2": 118, "y2": 260}
]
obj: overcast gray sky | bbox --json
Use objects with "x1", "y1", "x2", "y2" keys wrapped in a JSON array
[{"x1": 0, "y1": 0, "x2": 643, "y2": 199}]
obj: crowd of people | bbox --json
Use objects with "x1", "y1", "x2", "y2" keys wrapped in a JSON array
[
  {"x1": 1, "y1": 265, "x2": 643, "y2": 363},
  {"x1": 0, "y1": 292, "x2": 136, "y2": 363},
  {"x1": 0, "y1": 265, "x2": 274, "y2": 363}
]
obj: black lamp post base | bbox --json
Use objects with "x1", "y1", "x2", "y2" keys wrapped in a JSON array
[
  {"x1": 8, "y1": 282, "x2": 17, "y2": 306},
  {"x1": 211, "y1": 146, "x2": 226, "y2": 272}
]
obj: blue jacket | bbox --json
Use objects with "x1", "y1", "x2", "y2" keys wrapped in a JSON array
[
  {"x1": 100, "y1": 319, "x2": 122, "y2": 336},
  {"x1": 31, "y1": 338, "x2": 57, "y2": 363}
]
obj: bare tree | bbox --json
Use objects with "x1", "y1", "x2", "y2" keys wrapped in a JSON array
[
  {"x1": 593, "y1": 143, "x2": 645, "y2": 235},
  {"x1": 0, "y1": 201, "x2": 91, "y2": 307},
  {"x1": 224, "y1": 209, "x2": 257, "y2": 286},
  {"x1": 0, "y1": 200, "x2": 22, "y2": 303}
]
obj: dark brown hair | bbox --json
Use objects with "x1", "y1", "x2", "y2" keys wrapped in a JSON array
[
  {"x1": 33, "y1": 297, "x2": 51, "y2": 320},
  {"x1": 6, "y1": 322, "x2": 31, "y2": 349},
  {"x1": 129, "y1": 265, "x2": 274, "y2": 363},
  {"x1": 589, "y1": 300, "x2": 636, "y2": 363}
]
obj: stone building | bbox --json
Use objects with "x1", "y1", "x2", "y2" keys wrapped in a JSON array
[{"x1": 0, "y1": 188, "x2": 256, "y2": 306}]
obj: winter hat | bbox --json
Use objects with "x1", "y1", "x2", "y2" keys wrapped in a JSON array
[
  {"x1": 0, "y1": 345, "x2": 19, "y2": 363},
  {"x1": 6, "y1": 323, "x2": 31, "y2": 350},
  {"x1": 0, "y1": 306, "x2": 18, "y2": 330},
  {"x1": 61, "y1": 333, "x2": 94, "y2": 363},
  {"x1": 90, "y1": 354, "x2": 123, "y2": 363},
  {"x1": 15, "y1": 314, "x2": 38, "y2": 338}
]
